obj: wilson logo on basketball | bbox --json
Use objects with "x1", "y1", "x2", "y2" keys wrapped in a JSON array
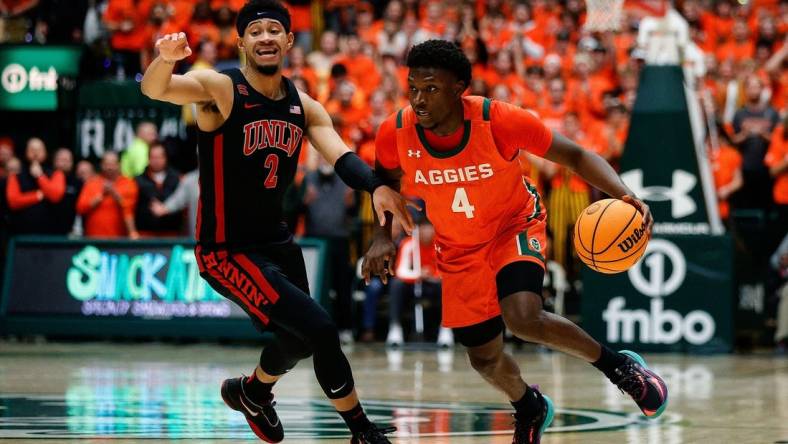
[
  {"x1": 617, "y1": 223, "x2": 647, "y2": 253},
  {"x1": 242, "y1": 119, "x2": 303, "y2": 157}
]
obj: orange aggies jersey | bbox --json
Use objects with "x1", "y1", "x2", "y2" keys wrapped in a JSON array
[{"x1": 388, "y1": 97, "x2": 546, "y2": 248}]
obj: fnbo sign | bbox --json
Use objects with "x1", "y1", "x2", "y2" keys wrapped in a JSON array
[
  {"x1": 583, "y1": 235, "x2": 733, "y2": 352},
  {"x1": 0, "y1": 46, "x2": 81, "y2": 111}
]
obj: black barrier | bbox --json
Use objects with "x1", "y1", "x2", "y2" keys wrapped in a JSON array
[{"x1": 0, "y1": 236, "x2": 327, "y2": 339}]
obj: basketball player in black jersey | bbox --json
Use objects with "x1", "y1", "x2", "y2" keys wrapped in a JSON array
[{"x1": 141, "y1": 1, "x2": 413, "y2": 442}]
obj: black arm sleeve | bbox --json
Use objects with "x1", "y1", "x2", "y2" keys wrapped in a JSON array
[{"x1": 333, "y1": 151, "x2": 385, "y2": 193}]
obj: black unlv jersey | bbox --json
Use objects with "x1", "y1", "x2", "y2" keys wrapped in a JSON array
[{"x1": 196, "y1": 69, "x2": 305, "y2": 248}]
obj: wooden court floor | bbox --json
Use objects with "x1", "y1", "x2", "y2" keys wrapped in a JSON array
[{"x1": 0, "y1": 341, "x2": 786, "y2": 443}]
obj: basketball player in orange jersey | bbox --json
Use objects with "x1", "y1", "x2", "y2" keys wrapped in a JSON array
[{"x1": 362, "y1": 40, "x2": 668, "y2": 444}]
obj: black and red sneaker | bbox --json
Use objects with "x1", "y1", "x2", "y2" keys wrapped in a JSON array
[
  {"x1": 350, "y1": 424, "x2": 397, "y2": 443},
  {"x1": 611, "y1": 350, "x2": 669, "y2": 418},
  {"x1": 512, "y1": 388, "x2": 554, "y2": 444},
  {"x1": 221, "y1": 376, "x2": 284, "y2": 443}
]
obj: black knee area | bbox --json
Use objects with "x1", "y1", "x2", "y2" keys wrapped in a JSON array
[
  {"x1": 496, "y1": 261, "x2": 544, "y2": 300},
  {"x1": 452, "y1": 316, "x2": 505, "y2": 348}
]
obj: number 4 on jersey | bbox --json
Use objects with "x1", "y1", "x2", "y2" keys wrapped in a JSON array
[{"x1": 452, "y1": 187, "x2": 475, "y2": 218}]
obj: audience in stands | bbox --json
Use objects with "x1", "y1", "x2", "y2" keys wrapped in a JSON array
[
  {"x1": 121, "y1": 121, "x2": 159, "y2": 178},
  {"x1": 77, "y1": 151, "x2": 139, "y2": 239},
  {"x1": 5, "y1": 138, "x2": 66, "y2": 235},
  {"x1": 134, "y1": 143, "x2": 182, "y2": 237}
]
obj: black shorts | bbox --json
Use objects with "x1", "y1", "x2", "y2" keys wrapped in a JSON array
[
  {"x1": 195, "y1": 239, "x2": 310, "y2": 331},
  {"x1": 453, "y1": 261, "x2": 545, "y2": 348}
]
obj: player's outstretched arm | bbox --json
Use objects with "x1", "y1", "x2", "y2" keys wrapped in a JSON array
[
  {"x1": 361, "y1": 163, "x2": 405, "y2": 284},
  {"x1": 545, "y1": 131, "x2": 653, "y2": 236},
  {"x1": 141, "y1": 32, "x2": 227, "y2": 106},
  {"x1": 301, "y1": 93, "x2": 415, "y2": 235}
]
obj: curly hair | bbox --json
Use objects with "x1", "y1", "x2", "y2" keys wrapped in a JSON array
[{"x1": 406, "y1": 40, "x2": 472, "y2": 88}]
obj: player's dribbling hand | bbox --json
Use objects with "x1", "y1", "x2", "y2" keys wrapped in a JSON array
[
  {"x1": 155, "y1": 32, "x2": 192, "y2": 62},
  {"x1": 371, "y1": 185, "x2": 419, "y2": 235},
  {"x1": 622, "y1": 195, "x2": 653, "y2": 238},
  {"x1": 361, "y1": 238, "x2": 397, "y2": 285}
]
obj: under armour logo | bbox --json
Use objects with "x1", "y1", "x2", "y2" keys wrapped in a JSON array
[
  {"x1": 434, "y1": 244, "x2": 441, "y2": 253},
  {"x1": 408, "y1": 149, "x2": 422, "y2": 158},
  {"x1": 621, "y1": 169, "x2": 697, "y2": 219}
]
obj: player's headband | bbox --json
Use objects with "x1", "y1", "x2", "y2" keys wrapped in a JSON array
[{"x1": 236, "y1": 8, "x2": 291, "y2": 37}]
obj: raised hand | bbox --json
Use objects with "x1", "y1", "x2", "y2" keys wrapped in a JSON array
[{"x1": 155, "y1": 32, "x2": 192, "y2": 62}]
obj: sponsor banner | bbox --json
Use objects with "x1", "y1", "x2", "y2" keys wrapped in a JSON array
[
  {"x1": 1, "y1": 236, "x2": 326, "y2": 338},
  {"x1": 75, "y1": 80, "x2": 186, "y2": 160},
  {"x1": 581, "y1": 235, "x2": 733, "y2": 352},
  {"x1": 620, "y1": 65, "x2": 722, "y2": 235},
  {"x1": 0, "y1": 45, "x2": 81, "y2": 111}
]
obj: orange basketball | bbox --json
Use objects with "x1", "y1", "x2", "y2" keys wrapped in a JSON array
[{"x1": 573, "y1": 199, "x2": 649, "y2": 274}]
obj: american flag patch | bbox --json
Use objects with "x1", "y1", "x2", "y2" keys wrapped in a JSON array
[
  {"x1": 289, "y1": 105, "x2": 301, "y2": 114},
  {"x1": 237, "y1": 84, "x2": 248, "y2": 96}
]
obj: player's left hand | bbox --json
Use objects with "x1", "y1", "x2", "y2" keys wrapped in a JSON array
[
  {"x1": 622, "y1": 195, "x2": 653, "y2": 238},
  {"x1": 361, "y1": 237, "x2": 397, "y2": 285},
  {"x1": 372, "y1": 186, "x2": 420, "y2": 235}
]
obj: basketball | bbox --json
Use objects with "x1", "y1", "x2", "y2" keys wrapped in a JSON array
[{"x1": 573, "y1": 199, "x2": 648, "y2": 274}]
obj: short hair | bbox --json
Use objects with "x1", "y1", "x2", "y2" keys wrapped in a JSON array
[{"x1": 406, "y1": 40, "x2": 472, "y2": 88}]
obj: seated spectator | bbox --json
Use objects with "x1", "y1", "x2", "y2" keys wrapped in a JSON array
[
  {"x1": 5, "y1": 138, "x2": 66, "y2": 235},
  {"x1": 385, "y1": 216, "x2": 453, "y2": 347},
  {"x1": 76, "y1": 152, "x2": 139, "y2": 239},
  {"x1": 121, "y1": 121, "x2": 158, "y2": 178},
  {"x1": 52, "y1": 148, "x2": 83, "y2": 235},
  {"x1": 135, "y1": 143, "x2": 182, "y2": 237}
]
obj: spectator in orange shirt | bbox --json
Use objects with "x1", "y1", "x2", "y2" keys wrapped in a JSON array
[
  {"x1": 283, "y1": 46, "x2": 318, "y2": 95},
  {"x1": 286, "y1": 0, "x2": 312, "y2": 53},
  {"x1": 716, "y1": 19, "x2": 755, "y2": 62},
  {"x1": 214, "y1": 5, "x2": 239, "y2": 62},
  {"x1": 5, "y1": 137, "x2": 66, "y2": 235},
  {"x1": 188, "y1": 0, "x2": 220, "y2": 47},
  {"x1": 420, "y1": 1, "x2": 447, "y2": 36},
  {"x1": 326, "y1": 81, "x2": 368, "y2": 141},
  {"x1": 539, "y1": 77, "x2": 573, "y2": 131},
  {"x1": 480, "y1": 12, "x2": 514, "y2": 57},
  {"x1": 484, "y1": 50, "x2": 527, "y2": 104},
  {"x1": 709, "y1": 140, "x2": 743, "y2": 221},
  {"x1": 335, "y1": 34, "x2": 381, "y2": 96},
  {"x1": 701, "y1": 0, "x2": 734, "y2": 46},
  {"x1": 355, "y1": 1, "x2": 378, "y2": 46},
  {"x1": 765, "y1": 122, "x2": 788, "y2": 212},
  {"x1": 77, "y1": 152, "x2": 139, "y2": 239},
  {"x1": 103, "y1": 0, "x2": 150, "y2": 76}
]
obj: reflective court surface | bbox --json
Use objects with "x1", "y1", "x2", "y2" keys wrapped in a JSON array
[{"x1": 1, "y1": 342, "x2": 787, "y2": 443}]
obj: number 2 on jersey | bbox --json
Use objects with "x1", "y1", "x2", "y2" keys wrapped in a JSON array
[
  {"x1": 451, "y1": 187, "x2": 475, "y2": 218},
  {"x1": 264, "y1": 154, "x2": 279, "y2": 188}
]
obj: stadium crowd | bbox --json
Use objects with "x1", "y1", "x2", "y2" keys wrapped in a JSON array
[{"x1": 0, "y1": 0, "x2": 786, "y2": 348}]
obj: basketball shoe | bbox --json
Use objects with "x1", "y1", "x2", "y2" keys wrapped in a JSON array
[
  {"x1": 611, "y1": 350, "x2": 669, "y2": 418},
  {"x1": 221, "y1": 376, "x2": 284, "y2": 442},
  {"x1": 512, "y1": 389, "x2": 554, "y2": 444},
  {"x1": 350, "y1": 424, "x2": 397, "y2": 443}
]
